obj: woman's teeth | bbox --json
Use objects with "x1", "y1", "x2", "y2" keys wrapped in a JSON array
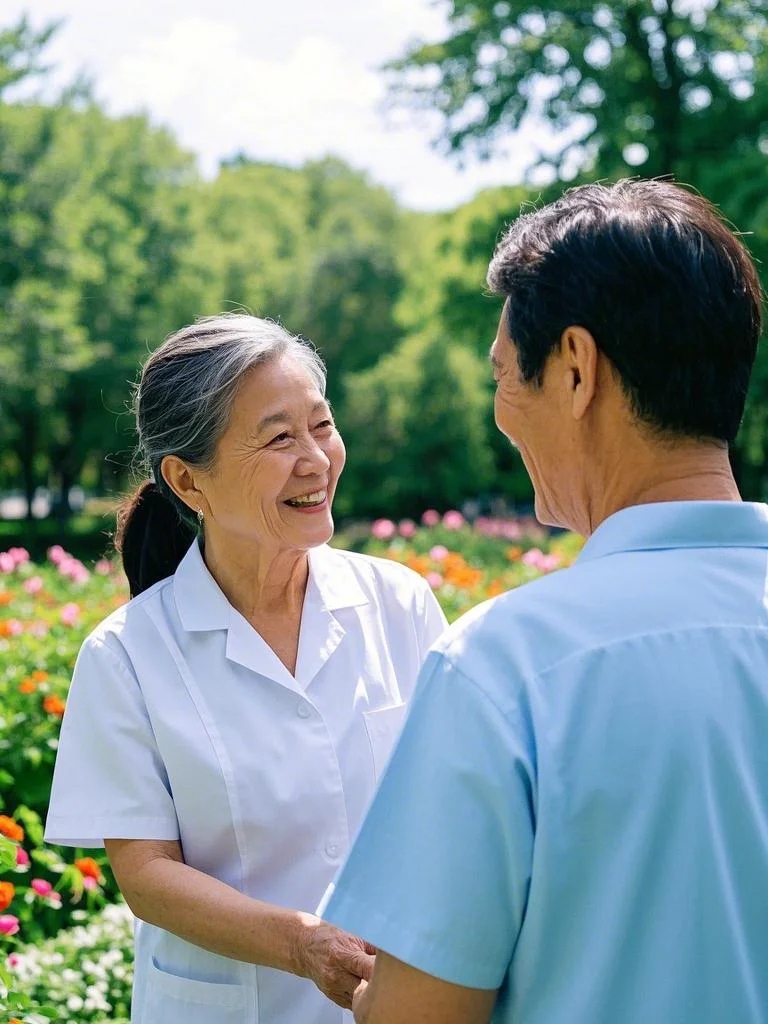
[{"x1": 286, "y1": 490, "x2": 326, "y2": 507}]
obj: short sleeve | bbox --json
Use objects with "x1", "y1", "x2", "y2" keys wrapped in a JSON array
[
  {"x1": 415, "y1": 581, "x2": 449, "y2": 660},
  {"x1": 320, "y1": 652, "x2": 535, "y2": 990},
  {"x1": 44, "y1": 635, "x2": 180, "y2": 848}
]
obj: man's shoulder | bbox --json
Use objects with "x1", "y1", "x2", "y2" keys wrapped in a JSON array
[{"x1": 435, "y1": 555, "x2": 634, "y2": 691}]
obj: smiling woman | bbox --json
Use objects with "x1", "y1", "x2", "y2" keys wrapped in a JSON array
[{"x1": 43, "y1": 313, "x2": 448, "y2": 1024}]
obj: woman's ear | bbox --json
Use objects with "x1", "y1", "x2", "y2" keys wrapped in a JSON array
[
  {"x1": 160, "y1": 455, "x2": 203, "y2": 514},
  {"x1": 561, "y1": 326, "x2": 599, "y2": 420}
]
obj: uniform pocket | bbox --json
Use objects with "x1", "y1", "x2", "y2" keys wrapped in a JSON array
[
  {"x1": 363, "y1": 703, "x2": 407, "y2": 778},
  {"x1": 144, "y1": 957, "x2": 253, "y2": 1022}
]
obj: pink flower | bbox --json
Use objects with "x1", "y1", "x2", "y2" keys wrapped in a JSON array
[
  {"x1": 15, "y1": 848, "x2": 30, "y2": 869},
  {"x1": 429, "y1": 545, "x2": 449, "y2": 562},
  {"x1": 60, "y1": 603, "x2": 80, "y2": 626},
  {"x1": 442, "y1": 510, "x2": 465, "y2": 530},
  {"x1": 0, "y1": 915, "x2": 19, "y2": 936},
  {"x1": 522, "y1": 548, "x2": 545, "y2": 568},
  {"x1": 82, "y1": 876, "x2": 98, "y2": 891},
  {"x1": 59, "y1": 557, "x2": 89, "y2": 583},
  {"x1": 539, "y1": 554, "x2": 561, "y2": 572},
  {"x1": 0, "y1": 553, "x2": 14, "y2": 574},
  {"x1": 421, "y1": 509, "x2": 440, "y2": 527},
  {"x1": 30, "y1": 878, "x2": 53, "y2": 898},
  {"x1": 7, "y1": 952, "x2": 19, "y2": 967},
  {"x1": 522, "y1": 548, "x2": 560, "y2": 570},
  {"x1": 398, "y1": 519, "x2": 417, "y2": 539},
  {"x1": 23, "y1": 576, "x2": 43, "y2": 595},
  {"x1": 95, "y1": 559, "x2": 112, "y2": 575},
  {"x1": 48, "y1": 891, "x2": 62, "y2": 906},
  {"x1": 371, "y1": 519, "x2": 396, "y2": 541},
  {"x1": 47, "y1": 545, "x2": 66, "y2": 565},
  {"x1": 5, "y1": 620, "x2": 23, "y2": 636},
  {"x1": 29, "y1": 621, "x2": 48, "y2": 638},
  {"x1": 8, "y1": 548, "x2": 29, "y2": 567},
  {"x1": 426, "y1": 571, "x2": 444, "y2": 589}
]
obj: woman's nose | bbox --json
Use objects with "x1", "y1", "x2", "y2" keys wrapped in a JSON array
[{"x1": 298, "y1": 437, "x2": 331, "y2": 472}]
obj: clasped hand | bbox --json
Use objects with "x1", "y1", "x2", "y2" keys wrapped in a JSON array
[{"x1": 296, "y1": 914, "x2": 375, "y2": 1009}]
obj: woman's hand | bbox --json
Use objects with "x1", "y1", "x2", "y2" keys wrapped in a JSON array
[{"x1": 295, "y1": 913, "x2": 375, "y2": 1009}]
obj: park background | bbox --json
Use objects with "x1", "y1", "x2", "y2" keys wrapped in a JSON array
[{"x1": 1, "y1": 1, "x2": 768, "y2": 1020}]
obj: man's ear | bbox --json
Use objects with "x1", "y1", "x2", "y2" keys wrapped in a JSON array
[
  {"x1": 561, "y1": 325, "x2": 599, "y2": 421},
  {"x1": 160, "y1": 455, "x2": 204, "y2": 514}
]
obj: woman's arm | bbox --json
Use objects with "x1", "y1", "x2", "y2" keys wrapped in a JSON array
[{"x1": 105, "y1": 838, "x2": 373, "y2": 1009}]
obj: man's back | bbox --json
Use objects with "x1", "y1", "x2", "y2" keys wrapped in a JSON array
[
  {"x1": 324, "y1": 501, "x2": 768, "y2": 1022},
  {"x1": 482, "y1": 501, "x2": 768, "y2": 1021}
]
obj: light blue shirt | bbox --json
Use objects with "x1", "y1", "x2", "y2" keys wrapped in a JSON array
[{"x1": 322, "y1": 502, "x2": 768, "y2": 1023}]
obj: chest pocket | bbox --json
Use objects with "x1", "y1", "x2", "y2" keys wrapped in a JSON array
[
  {"x1": 363, "y1": 703, "x2": 407, "y2": 779},
  {"x1": 143, "y1": 958, "x2": 254, "y2": 1024}
]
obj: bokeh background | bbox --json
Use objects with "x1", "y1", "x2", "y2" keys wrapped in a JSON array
[{"x1": 2, "y1": 0, "x2": 766, "y2": 558}]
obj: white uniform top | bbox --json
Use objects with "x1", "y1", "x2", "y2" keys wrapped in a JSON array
[{"x1": 45, "y1": 540, "x2": 447, "y2": 1024}]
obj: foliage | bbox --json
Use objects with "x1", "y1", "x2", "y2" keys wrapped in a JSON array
[
  {"x1": 386, "y1": 0, "x2": 768, "y2": 179},
  {"x1": 340, "y1": 333, "x2": 496, "y2": 518},
  {"x1": 3, "y1": 902, "x2": 133, "y2": 1023},
  {"x1": 0, "y1": 92, "x2": 197, "y2": 516},
  {"x1": 0, "y1": 546, "x2": 120, "y2": 956}
]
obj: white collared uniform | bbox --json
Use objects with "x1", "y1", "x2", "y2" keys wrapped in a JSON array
[{"x1": 45, "y1": 541, "x2": 447, "y2": 1024}]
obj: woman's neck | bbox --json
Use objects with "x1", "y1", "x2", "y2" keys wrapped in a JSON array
[{"x1": 202, "y1": 535, "x2": 310, "y2": 623}]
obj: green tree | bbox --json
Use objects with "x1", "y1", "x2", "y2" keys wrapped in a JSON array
[
  {"x1": 340, "y1": 333, "x2": 494, "y2": 519},
  {"x1": 387, "y1": 0, "x2": 768, "y2": 180},
  {"x1": 0, "y1": 22, "x2": 197, "y2": 518}
]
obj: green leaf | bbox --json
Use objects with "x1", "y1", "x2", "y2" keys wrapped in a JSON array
[{"x1": 0, "y1": 833, "x2": 17, "y2": 871}]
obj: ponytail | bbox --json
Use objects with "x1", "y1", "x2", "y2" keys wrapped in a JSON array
[{"x1": 115, "y1": 481, "x2": 197, "y2": 598}]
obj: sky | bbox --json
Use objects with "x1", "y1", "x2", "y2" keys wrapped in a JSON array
[{"x1": 7, "y1": 0, "x2": 555, "y2": 210}]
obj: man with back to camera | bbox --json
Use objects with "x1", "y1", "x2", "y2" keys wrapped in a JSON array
[{"x1": 320, "y1": 179, "x2": 768, "y2": 1023}]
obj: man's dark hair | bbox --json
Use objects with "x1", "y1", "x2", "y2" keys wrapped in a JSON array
[{"x1": 487, "y1": 179, "x2": 763, "y2": 442}]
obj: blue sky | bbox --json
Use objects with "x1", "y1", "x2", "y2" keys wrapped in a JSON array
[{"x1": 8, "y1": 0, "x2": 557, "y2": 209}]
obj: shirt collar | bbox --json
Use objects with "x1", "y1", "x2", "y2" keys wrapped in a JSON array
[
  {"x1": 173, "y1": 540, "x2": 368, "y2": 633},
  {"x1": 578, "y1": 501, "x2": 768, "y2": 565}
]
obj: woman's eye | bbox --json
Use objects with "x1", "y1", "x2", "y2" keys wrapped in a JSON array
[
  {"x1": 315, "y1": 419, "x2": 334, "y2": 430},
  {"x1": 270, "y1": 431, "x2": 291, "y2": 445}
]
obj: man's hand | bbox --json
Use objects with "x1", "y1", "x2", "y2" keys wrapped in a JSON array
[
  {"x1": 294, "y1": 913, "x2": 375, "y2": 1009},
  {"x1": 351, "y1": 949, "x2": 498, "y2": 1024}
]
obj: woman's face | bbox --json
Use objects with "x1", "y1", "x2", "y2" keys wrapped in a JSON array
[{"x1": 193, "y1": 355, "x2": 346, "y2": 555}]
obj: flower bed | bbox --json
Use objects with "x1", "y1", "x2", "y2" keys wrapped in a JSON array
[
  {"x1": 2, "y1": 901, "x2": 133, "y2": 1023},
  {"x1": 356, "y1": 509, "x2": 583, "y2": 620}
]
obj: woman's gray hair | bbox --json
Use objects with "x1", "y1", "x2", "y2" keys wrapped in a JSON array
[{"x1": 134, "y1": 313, "x2": 327, "y2": 521}]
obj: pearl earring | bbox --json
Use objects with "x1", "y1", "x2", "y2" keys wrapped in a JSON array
[{"x1": 196, "y1": 508, "x2": 204, "y2": 527}]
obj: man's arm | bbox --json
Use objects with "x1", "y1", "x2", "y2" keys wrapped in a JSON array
[{"x1": 353, "y1": 950, "x2": 497, "y2": 1024}]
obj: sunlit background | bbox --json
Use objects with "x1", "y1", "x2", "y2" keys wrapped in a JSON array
[{"x1": 4, "y1": 0, "x2": 557, "y2": 209}]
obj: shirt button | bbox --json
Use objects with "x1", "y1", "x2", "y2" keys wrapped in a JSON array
[
  {"x1": 325, "y1": 842, "x2": 339, "y2": 858},
  {"x1": 297, "y1": 702, "x2": 311, "y2": 718}
]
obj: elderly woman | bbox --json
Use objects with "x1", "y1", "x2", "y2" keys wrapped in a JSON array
[{"x1": 45, "y1": 314, "x2": 447, "y2": 1024}]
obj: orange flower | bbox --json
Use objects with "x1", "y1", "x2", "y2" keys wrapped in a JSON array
[
  {"x1": 18, "y1": 679, "x2": 37, "y2": 694},
  {"x1": 32, "y1": 670, "x2": 48, "y2": 682},
  {"x1": 0, "y1": 815, "x2": 24, "y2": 842},
  {"x1": 0, "y1": 592, "x2": 12, "y2": 606},
  {"x1": 75, "y1": 857, "x2": 102, "y2": 882},
  {"x1": 0, "y1": 881, "x2": 15, "y2": 912},
  {"x1": 43, "y1": 694, "x2": 66, "y2": 717}
]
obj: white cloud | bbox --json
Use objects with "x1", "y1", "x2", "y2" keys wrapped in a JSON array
[
  {"x1": 10, "y1": 0, "x2": 556, "y2": 209},
  {"x1": 103, "y1": 18, "x2": 384, "y2": 171}
]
